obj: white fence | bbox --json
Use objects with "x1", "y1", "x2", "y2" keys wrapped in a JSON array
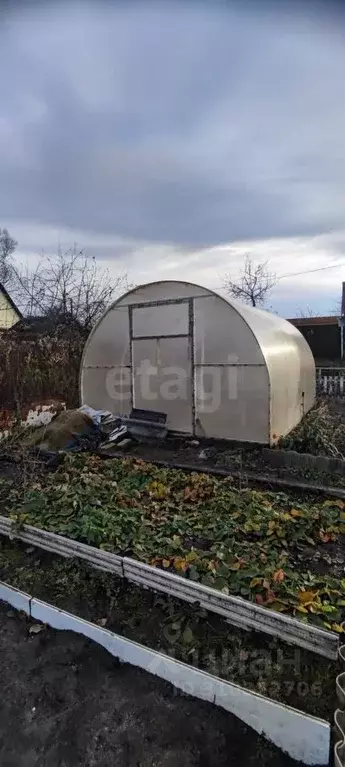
[{"x1": 317, "y1": 368, "x2": 345, "y2": 397}]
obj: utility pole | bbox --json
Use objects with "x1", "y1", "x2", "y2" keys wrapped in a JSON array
[{"x1": 340, "y1": 282, "x2": 345, "y2": 360}]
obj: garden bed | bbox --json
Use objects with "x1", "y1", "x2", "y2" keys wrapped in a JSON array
[
  {"x1": 0, "y1": 538, "x2": 337, "y2": 721},
  {"x1": 1, "y1": 452, "x2": 345, "y2": 633},
  {"x1": 1, "y1": 603, "x2": 305, "y2": 767}
]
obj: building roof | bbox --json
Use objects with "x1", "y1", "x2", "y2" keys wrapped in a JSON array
[
  {"x1": 288, "y1": 316, "x2": 339, "y2": 327},
  {"x1": 0, "y1": 281, "x2": 22, "y2": 319}
]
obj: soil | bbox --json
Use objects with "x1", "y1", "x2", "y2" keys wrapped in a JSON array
[
  {"x1": 97, "y1": 435, "x2": 345, "y2": 491},
  {"x1": 0, "y1": 538, "x2": 337, "y2": 721},
  {"x1": 94, "y1": 396, "x2": 345, "y2": 489},
  {"x1": 0, "y1": 604, "x2": 302, "y2": 767},
  {"x1": 291, "y1": 536, "x2": 345, "y2": 577}
]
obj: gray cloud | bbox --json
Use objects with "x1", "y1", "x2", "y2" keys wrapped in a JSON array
[{"x1": 1, "y1": 1, "x2": 345, "y2": 249}]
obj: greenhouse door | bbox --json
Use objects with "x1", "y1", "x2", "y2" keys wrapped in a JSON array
[{"x1": 131, "y1": 300, "x2": 193, "y2": 434}]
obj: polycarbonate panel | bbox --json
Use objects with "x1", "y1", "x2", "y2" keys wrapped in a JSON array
[
  {"x1": 195, "y1": 365, "x2": 269, "y2": 442},
  {"x1": 118, "y1": 281, "x2": 210, "y2": 306},
  {"x1": 132, "y1": 336, "x2": 193, "y2": 432},
  {"x1": 231, "y1": 299, "x2": 316, "y2": 439},
  {"x1": 269, "y1": 342, "x2": 316, "y2": 441},
  {"x1": 194, "y1": 295, "x2": 264, "y2": 365},
  {"x1": 80, "y1": 366, "x2": 132, "y2": 416},
  {"x1": 82, "y1": 306, "x2": 130, "y2": 367},
  {"x1": 132, "y1": 302, "x2": 189, "y2": 338}
]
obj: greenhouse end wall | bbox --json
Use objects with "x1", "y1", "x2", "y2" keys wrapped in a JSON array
[
  {"x1": 80, "y1": 281, "x2": 315, "y2": 444},
  {"x1": 232, "y1": 301, "x2": 316, "y2": 442}
]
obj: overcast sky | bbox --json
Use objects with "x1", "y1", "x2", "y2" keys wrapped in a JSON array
[{"x1": 1, "y1": 0, "x2": 345, "y2": 315}]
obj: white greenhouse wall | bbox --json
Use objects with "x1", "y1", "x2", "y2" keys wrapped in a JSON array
[
  {"x1": 234, "y1": 302, "x2": 316, "y2": 441},
  {"x1": 81, "y1": 281, "x2": 315, "y2": 444}
]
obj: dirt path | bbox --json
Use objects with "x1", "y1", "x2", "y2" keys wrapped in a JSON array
[{"x1": 0, "y1": 605, "x2": 303, "y2": 767}]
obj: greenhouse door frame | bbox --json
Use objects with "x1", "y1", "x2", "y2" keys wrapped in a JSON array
[{"x1": 128, "y1": 297, "x2": 196, "y2": 434}]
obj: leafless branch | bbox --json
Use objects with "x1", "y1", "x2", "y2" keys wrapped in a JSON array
[
  {"x1": 10, "y1": 245, "x2": 130, "y2": 331},
  {"x1": 223, "y1": 255, "x2": 276, "y2": 307},
  {"x1": 0, "y1": 228, "x2": 17, "y2": 285},
  {"x1": 295, "y1": 306, "x2": 320, "y2": 318}
]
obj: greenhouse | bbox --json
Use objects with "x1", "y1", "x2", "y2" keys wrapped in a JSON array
[{"x1": 80, "y1": 280, "x2": 315, "y2": 444}]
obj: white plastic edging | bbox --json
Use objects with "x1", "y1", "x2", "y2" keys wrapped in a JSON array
[
  {"x1": 335, "y1": 641, "x2": 345, "y2": 767},
  {"x1": 0, "y1": 582, "x2": 31, "y2": 615},
  {"x1": 0, "y1": 514, "x2": 339, "y2": 659},
  {"x1": 0, "y1": 581, "x2": 330, "y2": 766}
]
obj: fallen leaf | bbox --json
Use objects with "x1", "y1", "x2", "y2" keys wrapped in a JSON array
[
  {"x1": 266, "y1": 590, "x2": 276, "y2": 602},
  {"x1": 162, "y1": 559, "x2": 171, "y2": 568},
  {"x1": 255, "y1": 594, "x2": 264, "y2": 605},
  {"x1": 250, "y1": 577, "x2": 262, "y2": 588},
  {"x1": 331, "y1": 623, "x2": 344, "y2": 633},
  {"x1": 290, "y1": 509, "x2": 302, "y2": 518},
  {"x1": 273, "y1": 569, "x2": 285, "y2": 584},
  {"x1": 320, "y1": 604, "x2": 338, "y2": 614},
  {"x1": 186, "y1": 551, "x2": 198, "y2": 563},
  {"x1": 29, "y1": 624, "x2": 45, "y2": 634},
  {"x1": 268, "y1": 601, "x2": 287, "y2": 613},
  {"x1": 182, "y1": 626, "x2": 194, "y2": 645},
  {"x1": 97, "y1": 618, "x2": 108, "y2": 627},
  {"x1": 298, "y1": 590, "x2": 319, "y2": 605}
]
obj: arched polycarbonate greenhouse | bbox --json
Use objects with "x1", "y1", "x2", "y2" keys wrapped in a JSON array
[{"x1": 80, "y1": 280, "x2": 316, "y2": 444}]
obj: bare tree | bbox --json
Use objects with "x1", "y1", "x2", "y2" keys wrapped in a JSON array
[
  {"x1": 0, "y1": 228, "x2": 17, "y2": 285},
  {"x1": 11, "y1": 245, "x2": 130, "y2": 332},
  {"x1": 295, "y1": 307, "x2": 320, "y2": 318},
  {"x1": 224, "y1": 255, "x2": 276, "y2": 307}
]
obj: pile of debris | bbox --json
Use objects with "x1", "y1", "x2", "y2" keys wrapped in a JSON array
[{"x1": 18, "y1": 405, "x2": 168, "y2": 461}]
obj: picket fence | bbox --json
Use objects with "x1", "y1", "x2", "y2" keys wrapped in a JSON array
[{"x1": 317, "y1": 368, "x2": 345, "y2": 397}]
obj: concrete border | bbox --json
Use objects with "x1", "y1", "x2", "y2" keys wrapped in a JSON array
[
  {"x1": 262, "y1": 448, "x2": 345, "y2": 477},
  {"x1": 0, "y1": 580, "x2": 331, "y2": 766}
]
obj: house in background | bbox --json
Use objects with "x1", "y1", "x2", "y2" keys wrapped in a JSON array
[
  {"x1": 0, "y1": 282, "x2": 22, "y2": 329},
  {"x1": 288, "y1": 282, "x2": 345, "y2": 366},
  {"x1": 287, "y1": 315, "x2": 341, "y2": 366}
]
